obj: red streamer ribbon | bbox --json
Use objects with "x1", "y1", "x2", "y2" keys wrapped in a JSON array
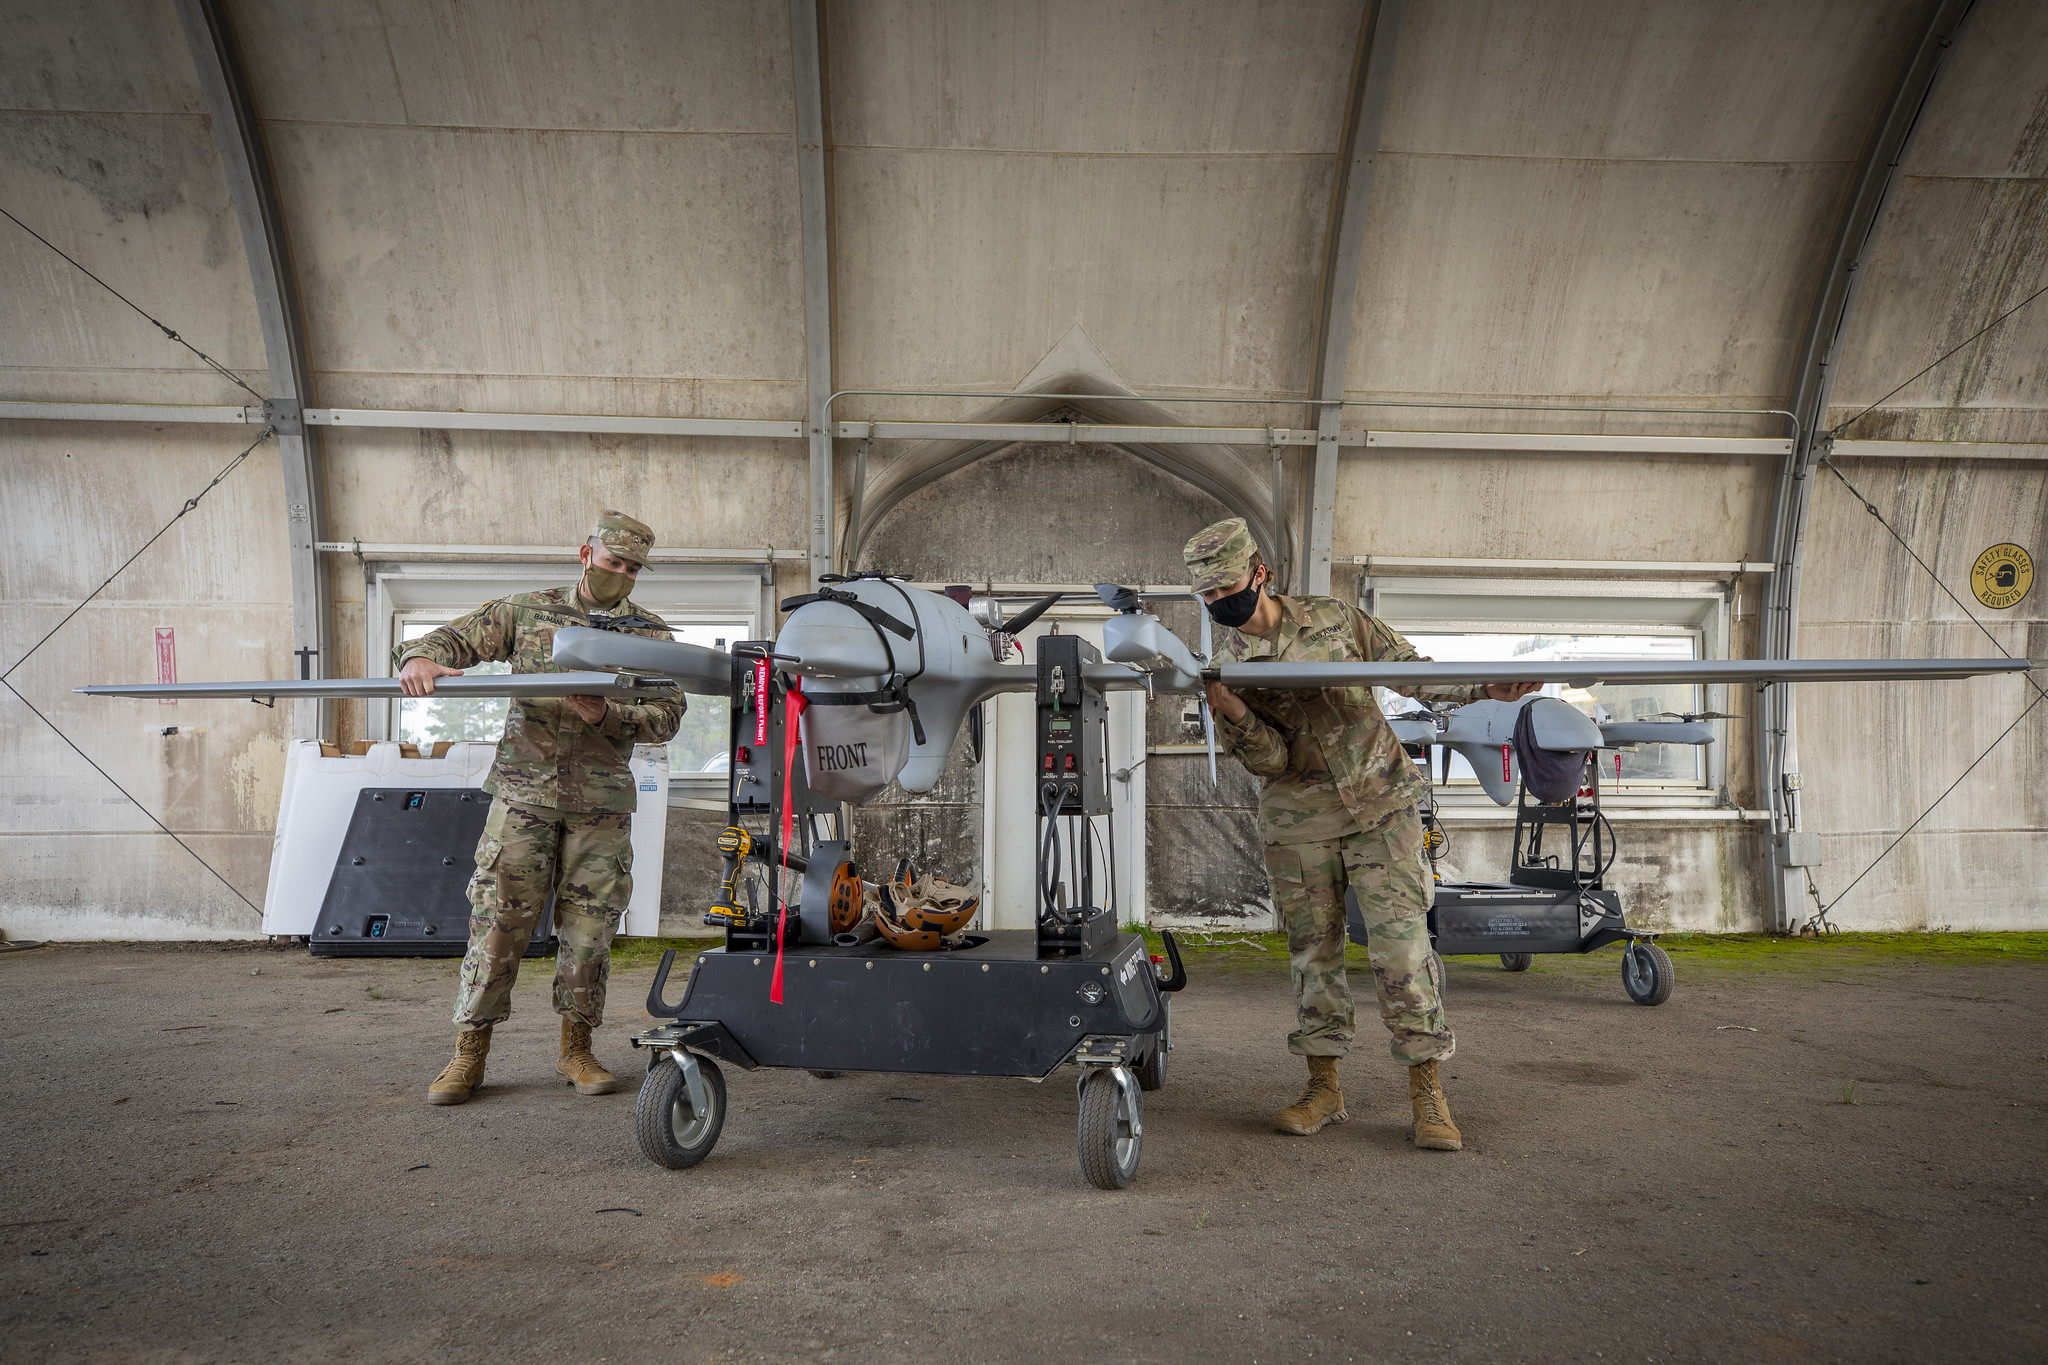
[{"x1": 770, "y1": 677, "x2": 806, "y2": 1004}]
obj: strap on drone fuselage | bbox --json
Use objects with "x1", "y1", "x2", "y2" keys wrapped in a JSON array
[{"x1": 778, "y1": 581, "x2": 928, "y2": 745}]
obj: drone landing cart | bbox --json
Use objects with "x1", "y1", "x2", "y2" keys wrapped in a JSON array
[
  {"x1": 629, "y1": 626, "x2": 1186, "y2": 1190},
  {"x1": 1352, "y1": 702, "x2": 1681, "y2": 1004}
]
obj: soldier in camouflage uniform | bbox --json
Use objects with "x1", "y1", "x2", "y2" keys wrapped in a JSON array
[
  {"x1": 402, "y1": 511, "x2": 683, "y2": 1105},
  {"x1": 1185, "y1": 517, "x2": 1538, "y2": 1148}
]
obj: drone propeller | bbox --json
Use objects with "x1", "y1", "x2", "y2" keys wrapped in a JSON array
[
  {"x1": 1645, "y1": 710, "x2": 1738, "y2": 722},
  {"x1": 1000, "y1": 590, "x2": 1066, "y2": 635},
  {"x1": 1094, "y1": 582, "x2": 1142, "y2": 613}
]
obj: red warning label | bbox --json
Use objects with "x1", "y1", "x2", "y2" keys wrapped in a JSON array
[{"x1": 154, "y1": 627, "x2": 176, "y2": 705}]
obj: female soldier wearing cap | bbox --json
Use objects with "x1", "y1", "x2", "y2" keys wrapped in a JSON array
[{"x1": 1184, "y1": 517, "x2": 1538, "y2": 1149}]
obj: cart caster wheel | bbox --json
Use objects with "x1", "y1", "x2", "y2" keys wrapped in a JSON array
[
  {"x1": 1621, "y1": 941, "x2": 1674, "y2": 1006},
  {"x1": 635, "y1": 1053, "x2": 726, "y2": 1169},
  {"x1": 1077, "y1": 1068, "x2": 1142, "y2": 1190},
  {"x1": 1135, "y1": 1001, "x2": 1169, "y2": 1092},
  {"x1": 1499, "y1": 953, "x2": 1534, "y2": 972},
  {"x1": 806, "y1": 1069, "x2": 846, "y2": 1079}
]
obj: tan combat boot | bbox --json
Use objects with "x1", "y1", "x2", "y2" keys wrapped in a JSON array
[
  {"x1": 427, "y1": 1027, "x2": 491, "y2": 1105},
  {"x1": 556, "y1": 1017, "x2": 618, "y2": 1095},
  {"x1": 1275, "y1": 1055, "x2": 1347, "y2": 1135},
  {"x1": 1407, "y1": 1058, "x2": 1462, "y2": 1150}
]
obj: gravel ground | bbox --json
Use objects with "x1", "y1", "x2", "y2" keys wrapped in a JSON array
[{"x1": 2, "y1": 938, "x2": 2042, "y2": 1364}]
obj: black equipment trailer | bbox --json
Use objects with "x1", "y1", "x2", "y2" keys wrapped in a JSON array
[
  {"x1": 630, "y1": 629, "x2": 1187, "y2": 1189},
  {"x1": 1349, "y1": 747, "x2": 1674, "y2": 1005}
]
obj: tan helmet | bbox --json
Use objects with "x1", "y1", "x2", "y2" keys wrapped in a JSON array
[{"x1": 872, "y1": 859, "x2": 979, "y2": 950}]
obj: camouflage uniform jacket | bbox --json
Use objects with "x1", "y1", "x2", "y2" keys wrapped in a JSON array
[
  {"x1": 398, "y1": 586, "x2": 684, "y2": 814},
  {"x1": 1215, "y1": 593, "x2": 1484, "y2": 844}
]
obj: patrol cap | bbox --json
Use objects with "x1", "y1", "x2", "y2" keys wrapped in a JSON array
[
  {"x1": 592, "y1": 509, "x2": 654, "y2": 566},
  {"x1": 1183, "y1": 517, "x2": 1259, "y2": 594}
]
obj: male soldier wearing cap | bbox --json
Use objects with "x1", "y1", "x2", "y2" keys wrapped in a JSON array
[
  {"x1": 1184, "y1": 517, "x2": 1538, "y2": 1149},
  {"x1": 399, "y1": 511, "x2": 683, "y2": 1104}
]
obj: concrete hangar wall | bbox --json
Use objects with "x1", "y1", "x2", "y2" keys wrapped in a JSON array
[{"x1": 2, "y1": 0, "x2": 2043, "y2": 942}]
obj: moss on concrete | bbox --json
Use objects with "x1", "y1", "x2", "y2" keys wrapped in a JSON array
[{"x1": 609, "y1": 929, "x2": 2048, "y2": 977}]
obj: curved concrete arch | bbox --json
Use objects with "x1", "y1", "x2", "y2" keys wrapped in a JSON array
[
  {"x1": 1755, "y1": 0, "x2": 1979, "y2": 932},
  {"x1": 1305, "y1": 0, "x2": 1406, "y2": 596},
  {"x1": 176, "y1": 0, "x2": 330, "y2": 740},
  {"x1": 845, "y1": 388, "x2": 1283, "y2": 577}
]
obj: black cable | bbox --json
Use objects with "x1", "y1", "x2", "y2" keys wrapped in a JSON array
[
  {"x1": 1818, "y1": 457, "x2": 2047, "y2": 702},
  {"x1": 1073, "y1": 812, "x2": 1085, "y2": 909},
  {"x1": 1, "y1": 204, "x2": 267, "y2": 402},
  {"x1": 1831, "y1": 279, "x2": 2048, "y2": 438},
  {"x1": 1038, "y1": 784, "x2": 1062, "y2": 918},
  {"x1": 1, "y1": 429, "x2": 273, "y2": 682},
  {"x1": 0, "y1": 678, "x2": 263, "y2": 914}
]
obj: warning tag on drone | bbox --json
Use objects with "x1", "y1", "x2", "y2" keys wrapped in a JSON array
[{"x1": 1970, "y1": 543, "x2": 2033, "y2": 610}]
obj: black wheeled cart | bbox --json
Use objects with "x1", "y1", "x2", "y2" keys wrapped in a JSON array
[
  {"x1": 629, "y1": 632, "x2": 1187, "y2": 1189},
  {"x1": 1349, "y1": 745, "x2": 1674, "y2": 1005}
]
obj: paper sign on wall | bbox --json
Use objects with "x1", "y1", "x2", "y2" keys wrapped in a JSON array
[{"x1": 154, "y1": 627, "x2": 176, "y2": 705}]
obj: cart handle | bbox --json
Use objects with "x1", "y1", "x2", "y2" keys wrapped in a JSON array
[
  {"x1": 1155, "y1": 929, "x2": 1187, "y2": 992},
  {"x1": 647, "y1": 948, "x2": 687, "y2": 1018}
]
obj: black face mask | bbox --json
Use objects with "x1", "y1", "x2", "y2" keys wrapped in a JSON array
[{"x1": 1206, "y1": 575, "x2": 1264, "y2": 628}]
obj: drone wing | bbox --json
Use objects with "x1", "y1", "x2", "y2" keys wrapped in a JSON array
[
  {"x1": 548, "y1": 626, "x2": 733, "y2": 695},
  {"x1": 78, "y1": 672, "x2": 681, "y2": 702},
  {"x1": 1209, "y1": 658, "x2": 2035, "y2": 689},
  {"x1": 1598, "y1": 720, "x2": 1717, "y2": 746}
]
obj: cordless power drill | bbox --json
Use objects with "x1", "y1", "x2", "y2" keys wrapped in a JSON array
[{"x1": 704, "y1": 825, "x2": 752, "y2": 928}]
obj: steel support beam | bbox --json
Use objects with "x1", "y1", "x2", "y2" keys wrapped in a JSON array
[
  {"x1": 1304, "y1": 0, "x2": 1406, "y2": 594},
  {"x1": 309, "y1": 408, "x2": 802, "y2": 438},
  {"x1": 0, "y1": 402, "x2": 1800, "y2": 455},
  {"x1": 176, "y1": 0, "x2": 331, "y2": 740},
  {"x1": 1756, "y1": 0, "x2": 1977, "y2": 932},
  {"x1": 790, "y1": 0, "x2": 835, "y2": 588}
]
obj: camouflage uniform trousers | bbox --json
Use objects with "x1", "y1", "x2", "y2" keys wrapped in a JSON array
[
  {"x1": 453, "y1": 798, "x2": 633, "y2": 1032},
  {"x1": 1261, "y1": 806, "x2": 1454, "y2": 1066}
]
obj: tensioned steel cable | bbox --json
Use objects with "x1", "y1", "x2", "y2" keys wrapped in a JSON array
[
  {"x1": 1, "y1": 426, "x2": 277, "y2": 916},
  {"x1": 1, "y1": 203, "x2": 266, "y2": 402},
  {"x1": 1, "y1": 428, "x2": 274, "y2": 682},
  {"x1": 1797, "y1": 459, "x2": 2046, "y2": 921},
  {"x1": 1810, "y1": 691, "x2": 2044, "y2": 922},
  {"x1": 1831, "y1": 279, "x2": 2048, "y2": 438},
  {"x1": 0, "y1": 678, "x2": 264, "y2": 914},
  {"x1": 1819, "y1": 455, "x2": 2046, "y2": 701}
]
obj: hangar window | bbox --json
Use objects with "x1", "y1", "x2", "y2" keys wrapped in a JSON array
[
  {"x1": 362, "y1": 560, "x2": 770, "y2": 799},
  {"x1": 1362, "y1": 577, "x2": 1735, "y2": 810}
]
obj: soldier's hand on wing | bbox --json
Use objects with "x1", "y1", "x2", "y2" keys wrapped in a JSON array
[
  {"x1": 399, "y1": 657, "x2": 463, "y2": 696},
  {"x1": 1204, "y1": 679, "x2": 1248, "y2": 722},
  {"x1": 1484, "y1": 681, "x2": 1543, "y2": 702},
  {"x1": 565, "y1": 694, "x2": 608, "y2": 724}
]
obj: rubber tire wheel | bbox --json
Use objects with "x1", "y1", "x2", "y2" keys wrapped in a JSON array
[
  {"x1": 1427, "y1": 950, "x2": 1448, "y2": 997},
  {"x1": 635, "y1": 1053, "x2": 727, "y2": 1169},
  {"x1": 1135, "y1": 1000, "x2": 1170, "y2": 1092},
  {"x1": 1076, "y1": 1069, "x2": 1142, "y2": 1190},
  {"x1": 807, "y1": 1069, "x2": 846, "y2": 1079},
  {"x1": 1621, "y1": 942, "x2": 1674, "y2": 1006},
  {"x1": 1499, "y1": 952, "x2": 1534, "y2": 972}
]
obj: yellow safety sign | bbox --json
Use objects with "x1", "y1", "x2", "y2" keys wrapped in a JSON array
[{"x1": 1970, "y1": 544, "x2": 2033, "y2": 610}]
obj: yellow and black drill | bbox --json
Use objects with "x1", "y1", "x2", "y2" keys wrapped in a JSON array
[{"x1": 704, "y1": 825, "x2": 753, "y2": 929}]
